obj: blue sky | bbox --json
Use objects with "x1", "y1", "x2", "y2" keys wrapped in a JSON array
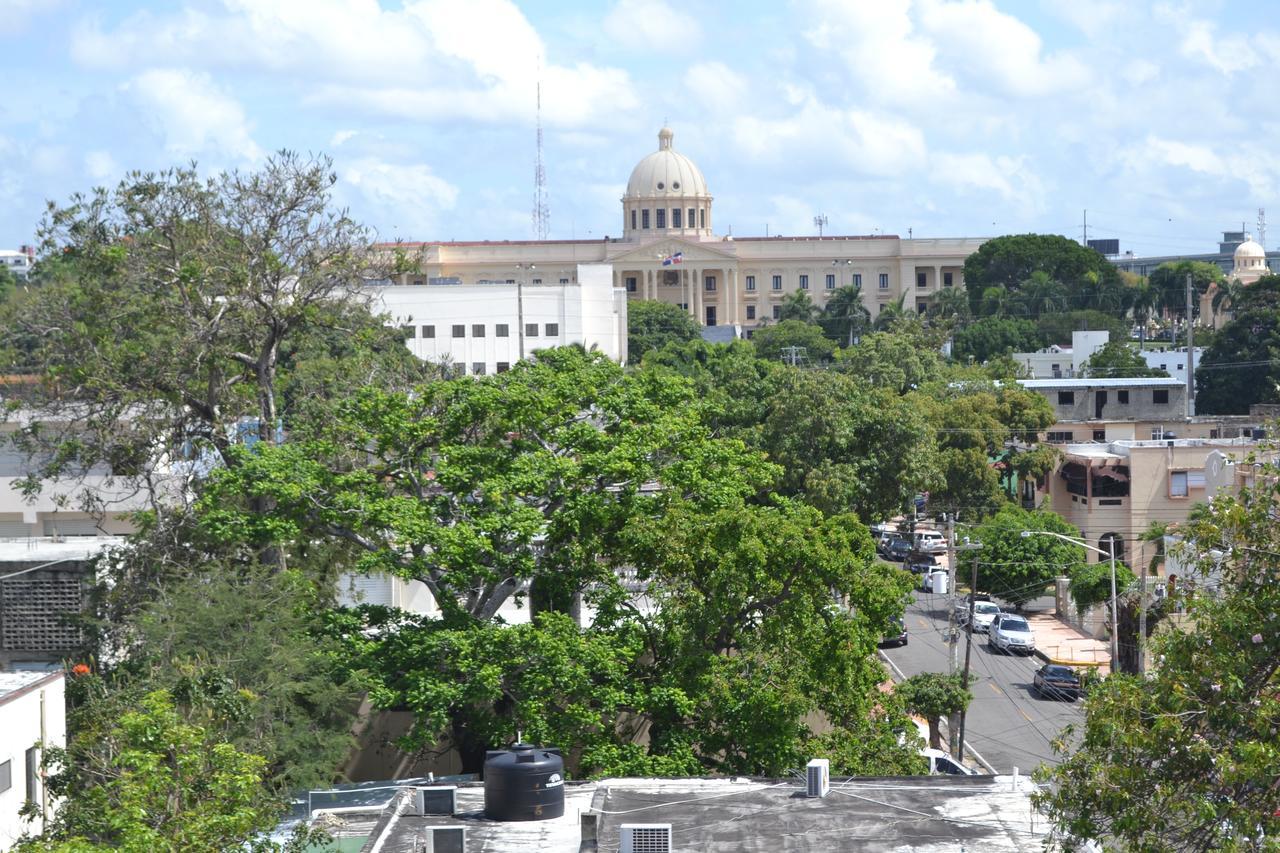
[{"x1": 2, "y1": 0, "x2": 1278, "y2": 257}]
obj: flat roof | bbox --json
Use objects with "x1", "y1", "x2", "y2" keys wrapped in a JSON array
[
  {"x1": 0, "y1": 536, "x2": 124, "y2": 565},
  {"x1": 347, "y1": 775, "x2": 1041, "y2": 852},
  {"x1": 0, "y1": 669, "x2": 63, "y2": 706},
  {"x1": 1019, "y1": 377, "x2": 1184, "y2": 389}
]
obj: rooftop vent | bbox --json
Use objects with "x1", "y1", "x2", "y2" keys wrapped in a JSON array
[
  {"x1": 417, "y1": 825, "x2": 465, "y2": 853},
  {"x1": 806, "y1": 758, "x2": 830, "y2": 798},
  {"x1": 620, "y1": 823, "x2": 672, "y2": 853},
  {"x1": 414, "y1": 786, "x2": 457, "y2": 816}
]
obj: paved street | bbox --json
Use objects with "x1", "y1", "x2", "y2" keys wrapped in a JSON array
[{"x1": 882, "y1": 587, "x2": 1085, "y2": 775}]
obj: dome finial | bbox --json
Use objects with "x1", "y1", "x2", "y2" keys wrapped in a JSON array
[{"x1": 658, "y1": 126, "x2": 673, "y2": 150}]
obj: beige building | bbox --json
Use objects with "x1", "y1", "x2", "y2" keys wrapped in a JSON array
[{"x1": 381, "y1": 127, "x2": 986, "y2": 333}]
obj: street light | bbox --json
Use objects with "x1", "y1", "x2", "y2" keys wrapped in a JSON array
[{"x1": 1021, "y1": 529, "x2": 1118, "y2": 671}]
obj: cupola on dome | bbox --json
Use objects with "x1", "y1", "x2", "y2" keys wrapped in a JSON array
[{"x1": 624, "y1": 127, "x2": 709, "y2": 199}]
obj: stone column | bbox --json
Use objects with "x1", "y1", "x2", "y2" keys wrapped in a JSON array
[
  {"x1": 645, "y1": 269, "x2": 654, "y2": 300},
  {"x1": 934, "y1": 264, "x2": 943, "y2": 289},
  {"x1": 729, "y1": 268, "x2": 739, "y2": 329},
  {"x1": 693, "y1": 268, "x2": 703, "y2": 323}
]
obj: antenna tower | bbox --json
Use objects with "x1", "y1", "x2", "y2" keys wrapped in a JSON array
[
  {"x1": 532, "y1": 73, "x2": 550, "y2": 240},
  {"x1": 1259, "y1": 207, "x2": 1267, "y2": 249}
]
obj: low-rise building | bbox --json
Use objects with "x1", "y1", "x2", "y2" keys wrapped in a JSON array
[
  {"x1": 1011, "y1": 330, "x2": 1203, "y2": 381},
  {"x1": 0, "y1": 669, "x2": 65, "y2": 848},
  {"x1": 0, "y1": 248, "x2": 33, "y2": 281},
  {"x1": 368, "y1": 262, "x2": 628, "y2": 374}
]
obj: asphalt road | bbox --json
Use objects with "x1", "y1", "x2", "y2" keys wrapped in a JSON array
[{"x1": 881, "y1": 586, "x2": 1085, "y2": 775}]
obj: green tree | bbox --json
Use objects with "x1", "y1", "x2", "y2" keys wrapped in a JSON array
[
  {"x1": 928, "y1": 285, "x2": 971, "y2": 322},
  {"x1": 972, "y1": 506, "x2": 1087, "y2": 608},
  {"x1": 1038, "y1": 461, "x2": 1280, "y2": 851},
  {"x1": 0, "y1": 264, "x2": 16, "y2": 304},
  {"x1": 1196, "y1": 277, "x2": 1280, "y2": 413},
  {"x1": 838, "y1": 328, "x2": 944, "y2": 393},
  {"x1": 1036, "y1": 309, "x2": 1129, "y2": 346},
  {"x1": 639, "y1": 338, "x2": 781, "y2": 440},
  {"x1": 1148, "y1": 260, "x2": 1225, "y2": 323},
  {"x1": 776, "y1": 290, "x2": 820, "y2": 323},
  {"x1": 873, "y1": 292, "x2": 909, "y2": 330},
  {"x1": 951, "y1": 316, "x2": 1044, "y2": 364},
  {"x1": 759, "y1": 370, "x2": 938, "y2": 521},
  {"x1": 1067, "y1": 559, "x2": 1137, "y2": 619},
  {"x1": 963, "y1": 234, "x2": 1126, "y2": 318},
  {"x1": 21, "y1": 690, "x2": 293, "y2": 852},
  {"x1": 198, "y1": 347, "x2": 776, "y2": 623},
  {"x1": 821, "y1": 284, "x2": 871, "y2": 346},
  {"x1": 626, "y1": 299, "x2": 701, "y2": 360},
  {"x1": 1083, "y1": 341, "x2": 1164, "y2": 378},
  {"x1": 750, "y1": 319, "x2": 836, "y2": 363},
  {"x1": 896, "y1": 672, "x2": 972, "y2": 751}
]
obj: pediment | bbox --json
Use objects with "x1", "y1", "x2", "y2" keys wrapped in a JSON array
[{"x1": 606, "y1": 236, "x2": 739, "y2": 263}]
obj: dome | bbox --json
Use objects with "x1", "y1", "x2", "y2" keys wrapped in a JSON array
[
  {"x1": 624, "y1": 127, "x2": 709, "y2": 199},
  {"x1": 1235, "y1": 235, "x2": 1266, "y2": 259}
]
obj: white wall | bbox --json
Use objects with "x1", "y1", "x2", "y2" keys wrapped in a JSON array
[
  {"x1": 0, "y1": 672, "x2": 65, "y2": 848},
  {"x1": 369, "y1": 263, "x2": 627, "y2": 373}
]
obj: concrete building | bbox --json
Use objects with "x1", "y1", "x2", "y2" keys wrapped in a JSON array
[
  {"x1": 368, "y1": 263, "x2": 627, "y2": 374},
  {"x1": 1045, "y1": 437, "x2": 1258, "y2": 565},
  {"x1": 1112, "y1": 229, "x2": 1278, "y2": 279},
  {"x1": 0, "y1": 248, "x2": 33, "y2": 281},
  {"x1": 0, "y1": 669, "x2": 65, "y2": 848},
  {"x1": 1011, "y1": 330, "x2": 1202, "y2": 381},
  {"x1": 278, "y1": 774, "x2": 1042, "y2": 852},
  {"x1": 379, "y1": 127, "x2": 987, "y2": 335}
]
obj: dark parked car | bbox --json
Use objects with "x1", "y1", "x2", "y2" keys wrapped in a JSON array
[
  {"x1": 1033, "y1": 664, "x2": 1081, "y2": 700},
  {"x1": 906, "y1": 553, "x2": 939, "y2": 574},
  {"x1": 878, "y1": 616, "x2": 907, "y2": 648},
  {"x1": 886, "y1": 538, "x2": 913, "y2": 562}
]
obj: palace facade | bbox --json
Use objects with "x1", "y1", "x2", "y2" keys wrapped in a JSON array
[{"x1": 381, "y1": 127, "x2": 988, "y2": 333}]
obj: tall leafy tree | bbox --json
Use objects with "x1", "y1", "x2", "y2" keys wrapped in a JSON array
[
  {"x1": 821, "y1": 283, "x2": 871, "y2": 346},
  {"x1": 1148, "y1": 260, "x2": 1224, "y2": 323},
  {"x1": 626, "y1": 299, "x2": 701, "y2": 360},
  {"x1": 897, "y1": 673, "x2": 973, "y2": 751},
  {"x1": 951, "y1": 316, "x2": 1044, "y2": 364},
  {"x1": 1196, "y1": 276, "x2": 1280, "y2": 414},
  {"x1": 1083, "y1": 341, "x2": 1164, "y2": 378},
  {"x1": 838, "y1": 325, "x2": 945, "y2": 394},
  {"x1": 962, "y1": 234, "x2": 1126, "y2": 318},
  {"x1": 971, "y1": 506, "x2": 1087, "y2": 608},
  {"x1": 1038, "y1": 460, "x2": 1280, "y2": 851},
  {"x1": 750, "y1": 319, "x2": 836, "y2": 363}
]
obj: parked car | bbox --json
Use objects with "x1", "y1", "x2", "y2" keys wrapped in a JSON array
[
  {"x1": 886, "y1": 537, "x2": 913, "y2": 562},
  {"x1": 871, "y1": 524, "x2": 897, "y2": 554},
  {"x1": 956, "y1": 600, "x2": 1002, "y2": 633},
  {"x1": 921, "y1": 568, "x2": 949, "y2": 594},
  {"x1": 988, "y1": 613, "x2": 1036, "y2": 655},
  {"x1": 1032, "y1": 664, "x2": 1082, "y2": 701},
  {"x1": 920, "y1": 747, "x2": 976, "y2": 776},
  {"x1": 907, "y1": 556, "x2": 938, "y2": 575},
  {"x1": 913, "y1": 529, "x2": 947, "y2": 553},
  {"x1": 878, "y1": 616, "x2": 908, "y2": 648}
]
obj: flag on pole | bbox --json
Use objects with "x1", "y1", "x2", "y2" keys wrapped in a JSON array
[{"x1": 662, "y1": 251, "x2": 684, "y2": 266}]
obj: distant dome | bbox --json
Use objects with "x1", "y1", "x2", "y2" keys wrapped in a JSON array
[
  {"x1": 1235, "y1": 235, "x2": 1266, "y2": 259},
  {"x1": 624, "y1": 127, "x2": 709, "y2": 199}
]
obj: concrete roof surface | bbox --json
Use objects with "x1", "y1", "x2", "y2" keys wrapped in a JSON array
[
  {"x1": 349, "y1": 775, "x2": 1045, "y2": 853},
  {"x1": 1019, "y1": 377, "x2": 1183, "y2": 388},
  {"x1": 0, "y1": 669, "x2": 63, "y2": 704}
]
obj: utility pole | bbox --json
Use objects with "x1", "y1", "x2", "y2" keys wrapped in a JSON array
[
  {"x1": 1138, "y1": 540, "x2": 1150, "y2": 676},
  {"x1": 957, "y1": 546, "x2": 983, "y2": 761},
  {"x1": 1186, "y1": 273, "x2": 1195, "y2": 418},
  {"x1": 946, "y1": 515, "x2": 959, "y2": 675},
  {"x1": 1081, "y1": 209, "x2": 1088, "y2": 245}
]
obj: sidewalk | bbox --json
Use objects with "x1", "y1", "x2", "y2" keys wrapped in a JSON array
[{"x1": 1027, "y1": 612, "x2": 1111, "y2": 675}]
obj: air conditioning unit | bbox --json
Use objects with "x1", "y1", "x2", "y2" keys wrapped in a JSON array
[
  {"x1": 419, "y1": 825, "x2": 465, "y2": 853},
  {"x1": 806, "y1": 758, "x2": 830, "y2": 798},
  {"x1": 620, "y1": 823, "x2": 673, "y2": 853},
  {"x1": 414, "y1": 786, "x2": 457, "y2": 816}
]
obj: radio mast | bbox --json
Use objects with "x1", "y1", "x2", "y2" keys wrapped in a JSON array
[{"x1": 532, "y1": 72, "x2": 550, "y2": 241}]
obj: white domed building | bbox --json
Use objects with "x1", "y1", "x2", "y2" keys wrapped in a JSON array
[
  {"x1": 1230, "y1": 234, "x2": 1269, "y2": 285},
  {"x1": 376, "y1": 126, "x2": 987, "y2": 352}
]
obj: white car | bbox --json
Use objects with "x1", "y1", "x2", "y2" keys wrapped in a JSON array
[
  {"x1": 913, "y1": 530, "x2": 947, "y2": 553},
  {"x1": 988, "y1": 613, "x2": 1036, "y2": 655},
  {"x1": 957, "y1": 600, "x2": 1002, "y2": 633}
]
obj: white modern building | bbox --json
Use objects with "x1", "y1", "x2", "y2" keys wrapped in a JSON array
[
  {"x1": 369, "y1": 262, "x2": 628, "y2": 374},
  {"x1": 0, "y1": 669, "x2": 65, "y2": 848},
  {"x1": 1011, "y1": 330, "x2": 1204, "y2": 380},
  {"x1": 378, "y1": 127, "x2": 987, "y2": 334},
  {"x1": 0, "y1": 249, "x2": 33, "y2": 281}
]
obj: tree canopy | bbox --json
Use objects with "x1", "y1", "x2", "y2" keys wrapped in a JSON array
[
  {"x1": 951, "y1": 316, "x2": 1045, "y2": 364},
  {"x1": 962, "y1": 234, "x2": 1127, "y2": 318},
  {"x1": 971, "y1": 506, "x2": 1087, "y2": 608},
  {"x1": 1038, "y1": 457, "x2": 1280, "y2": 851},
  {"x1": 750, "y1": 319, "x2": 836, "y2": 363},
  {"x1": 1196, "y1": 275, "x2": 1280, "y2": 414},
  {"x1": 626, "y1": 299, "x2": 702, "y2": 360},
  {"x1": 1083, "y1": 341, "x2": 1164, "y2": 378}
]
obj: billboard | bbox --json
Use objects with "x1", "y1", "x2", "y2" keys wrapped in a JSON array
[{"x1": 1088, "y1": 238, "x2": 1120, "y2": 255}]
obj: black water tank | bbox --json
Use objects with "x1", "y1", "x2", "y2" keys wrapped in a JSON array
[{"x1": 483, "y1": 744, "x2": 565, "y2": 821}]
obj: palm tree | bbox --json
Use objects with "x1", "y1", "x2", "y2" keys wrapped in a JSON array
[
  {"x1": 822, "y1": 284, "x2": 871, "y2": 346},
  {"x1": 1210, "y1": 278, "x2": 1244, "y2": 318},
  {"x1": 929, "y1": 285, "x2": 971, "y2": 321},
  {"x1": 873, "y1": 292, "x2": 909, "y2": 331},
  {"x1": 1129, "y1": 280, "x2": 1158, "y2": 347},
  {"x1": 777, "y1": 290, "x2": 820, "y2": 324},
  {"x1": 1016, "y1": 270, "x2": 1066, "y2": 318}
]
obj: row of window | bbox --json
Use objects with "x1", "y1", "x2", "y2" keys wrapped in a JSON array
[
  {"x1": 403, "y1": 323, "x2": 560, "y2": 340},
  {"x1": 1055, "y1": 389, "x2": 1169, "y2": 406},
  {"x1": 916, "y1": 271, "x2": 956, "y2": 288},
  {"x1": 624, "y1": 271, "x2": 953, "y2": 294},
  {"x1": 632, "y1": 207, "x2": 708, "y2": 230}
]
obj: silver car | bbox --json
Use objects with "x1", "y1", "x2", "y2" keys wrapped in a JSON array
[
  {"x1": 957, "y1": 600, "x2": 1002, "y2": 633},
  {"x1": 988, "y1": 613, "x2": 1036, "y2": 655}
]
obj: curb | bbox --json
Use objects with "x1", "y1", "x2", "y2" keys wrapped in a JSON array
[{"x1": 1032, "y1": 648, "x2": 1108, "y2": 669}]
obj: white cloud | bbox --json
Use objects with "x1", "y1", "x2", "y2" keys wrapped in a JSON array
[
  {"x1": 732, "y1": 93, "x2": 927, "y2": 177},
  {"x1": 918, "y1": 0, "x2": 1090, "y2": 97},
  {"x1": 83, "y1": 150, "x2": 119, "y2": 182},
  {"x1": 1122, "y1": 59, "x2": 1160, "y2": 86},
  {"x1": 686, "y1": 62, "x2": 747, "y2": 113},
  {"x1": 72, "y1": 0, "x2": 636, "y2": 127},
  {"x1": 602, "y1": 0, "x2": 702, "y2": 49},
  {"x1": 341, "y1": 157, "x2": 459, "y2": 238},
  {"x1": 802, "y1": 0, "x2": 955, "y2": 104},
  {"x1": 0, "y1": 0, "x2": 63, "y2": 30},
  {"x1": 929, "y1": 151, "x2": 1045, "y2": 213},
  {"x1": 330, "y1": 130, "x2": 358, "y2": 147},
  {"x1": 126, "y1": 68, "x2": 262, "y2": 163}
]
